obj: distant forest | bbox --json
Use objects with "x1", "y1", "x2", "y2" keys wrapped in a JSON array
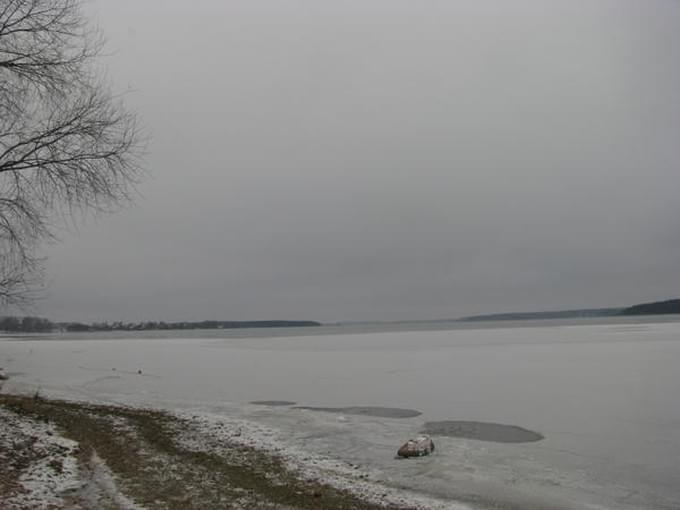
[
  {"x1": 0, "y1": 318, "x2": 320, "y2": 333},
  {"x1": 0, "y1": 316, "x2": 54, "y2": 333},
  {"x1": 619, "y1": 299, "x2": 680, "y2": 316},
  {"x1": 459, "y1": 298, "x2": 680, "y2": 322},
  {"x1": 458, "y1": 308, "x2": 623, "y2": 322},
  {"x1": 2, "y1": 298, "x2": 679, "y2": 333}
]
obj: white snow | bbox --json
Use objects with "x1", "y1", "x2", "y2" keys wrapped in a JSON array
[
  {"x1": 0, "y1": 407, "x2": 81, "y2": 509},
  {"x1": 177, "y1": 410, "x2": 472, "y2": 510},
  {"x1": 78, "y1": 451, "x2": 145, "y2": 510}
]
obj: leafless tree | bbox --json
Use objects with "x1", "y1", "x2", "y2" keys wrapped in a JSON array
[{"x1": 0, "y1": 0, "x2": 144, "y2": 307}]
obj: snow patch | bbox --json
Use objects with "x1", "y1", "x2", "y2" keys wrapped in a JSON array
[
  {"x1": 177, "y1": 410, "x2": 473, "y2": 510},
  {"x1": 0, "y1": 408, "x2": 81, "y2": 509},
  {"x1": 80, "y1": 451, "x2": 145, "y2": 510}
]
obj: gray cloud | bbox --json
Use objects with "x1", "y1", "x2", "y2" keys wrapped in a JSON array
[{"x1": 39, "y1": 0, "x2": 680, "y2": 322}]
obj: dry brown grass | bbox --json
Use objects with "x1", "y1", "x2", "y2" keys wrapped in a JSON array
[{"x1": 0, "y1": 394, "x2": 393, "y2": 509}]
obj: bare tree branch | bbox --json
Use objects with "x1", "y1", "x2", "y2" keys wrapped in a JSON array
[{"x1": 0, "y1": 0, "x2": 145, "y2": 308}]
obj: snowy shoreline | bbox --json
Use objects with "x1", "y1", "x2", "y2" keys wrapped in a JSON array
[
  {"x1": 3, "y1": 322, "x2": 679, "y2": 509},
  {"x1": 0, "y1": 391, "x2": 471, "y2": 509},
  {"x1": 177, "y1": 409, "x2": 471, "y2": 510}
]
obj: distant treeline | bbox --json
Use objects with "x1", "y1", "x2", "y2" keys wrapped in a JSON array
[
  {"x1": 0, "y1": 318, "x2": 320, "y2": 333},
  {"x1": 459, "y1": 299, "x2": 680, "y2": 322},
  {"x1": 619, "y1": 299, "x2": 680, "y2": 316},
  {"x1": 0, "y1": 316, "x2": 54, "y2": 333},
  {"x1": 458, "y1": 308, "x2": 624, "y2": 322}
]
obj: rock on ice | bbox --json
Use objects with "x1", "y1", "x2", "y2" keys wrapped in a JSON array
[{"x1": 397, "y1": 435, "x2": 435, "y2": 458}]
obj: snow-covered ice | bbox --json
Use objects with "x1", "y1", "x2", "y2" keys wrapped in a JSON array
[{"x1": 2, "y1": 318, "x2": 680, "y2": 509}]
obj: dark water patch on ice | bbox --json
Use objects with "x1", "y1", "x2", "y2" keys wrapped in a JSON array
[
  {"x1": 295, "y1": 406, "x2": 422, "y2": 418},
  {"x1": 250, "y1": 400, "x2": 297, "y2": 406},
  {"x1": 423, "y1": 421, "x2": 544, "y2": 443}
]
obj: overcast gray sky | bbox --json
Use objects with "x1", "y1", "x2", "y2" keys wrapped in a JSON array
[{"x1": 37, "y1": 0, "x2": 680, "y2": 323}]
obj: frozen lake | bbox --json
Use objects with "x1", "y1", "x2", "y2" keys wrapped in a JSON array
[{"x1": 2, "y1": 318, "x2": 680, "y2": 509}]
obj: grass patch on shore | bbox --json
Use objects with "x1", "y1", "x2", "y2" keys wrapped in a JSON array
[{"x1": 0, "y1": 394, "x2": 391, "y2": 509}]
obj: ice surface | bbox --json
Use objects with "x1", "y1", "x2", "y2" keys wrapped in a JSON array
[
  {"x1": 294, "y1": 406, "x2": 422, "y2": 418},
  {"x1": 2, "y1": 318, "x2": 680, "y2": 509},
  {"x1": 422, "y1": 421, "x2": 544, "y2": 443}
]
